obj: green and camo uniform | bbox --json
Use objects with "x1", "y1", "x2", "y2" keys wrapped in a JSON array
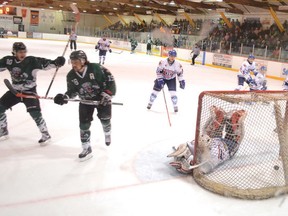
[
  {"x1": 0, "y1": 55, "x2": 57, "y2": 136},
  {"x1": 65, "y1": 63, "x2": 116, "y2": 149}
]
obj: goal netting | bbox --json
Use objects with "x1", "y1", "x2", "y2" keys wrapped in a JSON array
[{"x1": 192, "y1": 91, "x2": 288, "y2": 199}]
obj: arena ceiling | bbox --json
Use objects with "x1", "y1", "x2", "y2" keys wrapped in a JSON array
[{"x1": 1, "y1": 0, "x2": 288, "y2": 15}]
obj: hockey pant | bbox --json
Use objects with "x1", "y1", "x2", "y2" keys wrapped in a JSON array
[
  {"x1": 99, "y1": 50, "x2": 107, "y2": 63},
  {"x1": 70, "y1": 40, "x2": 77, "y2": 50},
  {"x1": 79, "y1": 103, "x2": 111, "y2": 149},
  {"x1": 0, "y1": 90, "x2": 49, "y2": 137},
  {"x1": 149, "y1": 78, "x2": 178, "y2": 107}
]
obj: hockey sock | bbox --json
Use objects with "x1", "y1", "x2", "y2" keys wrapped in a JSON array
[
  {"x1": 149, "y1": 90, "x2": 159, "y2": 104},
  {"x1": 102, "y1": 56, "x2": 106, "y2": 63},
  {"x1": 100, "y1": 119, "x2": 111, "y2": 134},
  {"x1": 170, "y1": 91, "x2": 178, "y2": 106},
  {"x1": 0, "y1": 106, "x2": 8, "y2": 136},
  {"x1": 80, "y1": 122, "x2": 91, "y2": 149},
  {"x1": 29, "y1": 111, "x2": 49, "y2": 134}
]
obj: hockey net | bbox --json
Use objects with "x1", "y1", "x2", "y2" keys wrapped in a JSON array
[{"x1": 192, "y1": 91, "x2": 288, "y2": 199}]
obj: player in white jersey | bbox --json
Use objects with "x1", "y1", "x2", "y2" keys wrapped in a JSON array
[
  {"x1": 147, "y1": 50, "x2": 185, "y2": 112},
  {"x1": 250, "y1": 70, "x2": 267, "y2": 90},
  {"x1": 95, "y1": 36, "x2": 112, "y2": 65},
  {"x1": 168, "y1": 106, "x2": 247, "y2": 174},
  {"x1": 235, "y1": 54, "x2": 258, "y2": 90}
]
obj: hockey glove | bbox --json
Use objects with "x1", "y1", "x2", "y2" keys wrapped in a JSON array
[
  {"x1": 109, "y1": 49, "x2": 112, "y2": 53},
  {"x1": 95, "y1": 44, "x2": 99, "y2": 50},
  {"x1": 100, "y1": 91, "x2": 112, "y2": 106},
  {"x1": 179, "y1": 80, "x2": 185, "y2": 89},
  {"x1": 157, "y1": 78, "x2": 164, "y2": 88},
  {"x1": 54, "y1": 93, "x2": 68, "y2": 105},
  {"x1": 54, "y1": 56, "x2": 66, "y2": 67}
]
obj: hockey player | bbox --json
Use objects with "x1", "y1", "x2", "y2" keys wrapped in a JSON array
[
  {"x1": 168, "y1": 106, "x2": 247, "y2": 174},
  {"x1": 95, "y1": 35, "x2": 112, "y2": 65},
  {"x1": 190, "y1": 44, "x2": 200, "y2": 65},
  {"x1": 146, "y1": 37, "x2": 152, "y2": 55},
  {"x1": 147, "y1": 50, "x2": 185, "y2": 112},
  {"x1": 250, "y1": 68, "x2": 267, "y2": 91},
  {"x1": 69, "y1": 31, "x2": 77, "y2": 51},
  {"x1": 53, "y1": 50, "x2": 116, "y2": 161},
  {"x1": 130, "y1": 38, "x2": 138, "y2": 54},
  {"x1": 0, "y1": 42, "x2": 66, "y2": 144},
  {"x1": 235, "y1": 54, "x2": 258, "y2": 91}
]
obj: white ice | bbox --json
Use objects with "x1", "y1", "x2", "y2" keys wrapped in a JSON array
[{"x1": 0, "y1": 38, "x2": 287, "y2": 216}]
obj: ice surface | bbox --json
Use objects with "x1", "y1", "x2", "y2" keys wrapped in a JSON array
[{"x1": 0, "y1": 38, "x2": 287, "y2": 216}]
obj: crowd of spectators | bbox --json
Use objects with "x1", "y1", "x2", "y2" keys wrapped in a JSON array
[{"x1": 105, "y1": 17, "x2": 288, "y2": 59}]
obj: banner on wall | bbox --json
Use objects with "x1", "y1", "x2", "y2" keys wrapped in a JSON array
[
  {"x1": 30, "y1": 10, "x2": 39, "y2": 26},
  {"x1": 13, "y1": 16, "x2": 22, "y2": 24},
  {"x1": 281, "y1": 63, "x2": 288, "y2": 78},
  {"x1": 151, "y1": 45, "x2": 161, "y2": 56},
  {"x1": 212, "y1": 53, "x2": 232, "y2": 68}
]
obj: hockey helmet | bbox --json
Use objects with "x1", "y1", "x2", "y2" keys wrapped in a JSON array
[
  {"x1": 248, "y1": 54, "x2": 255, "y2": 60},
  {"x1": 70, "y1": 50, "x2": 87, "y2": 65},
  {"x1": 168, "y1": 50, "x2": 177, "y2": 57},
  {"x1": 12, "y1": 42, "x2": 27, "y2": 54}
]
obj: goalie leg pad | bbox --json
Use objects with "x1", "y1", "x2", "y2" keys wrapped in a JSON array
[{"x1": 203, "y1": 106, "x2": 227, "y2": 138}]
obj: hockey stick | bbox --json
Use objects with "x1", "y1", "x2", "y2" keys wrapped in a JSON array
[
  {"x1": 4, "y1": 79, "x2": 123, "y2": 106},
  {"x1": 44, "y1": 38, "x2": 70, "y2": 98},
  {"x1": 112, "y1": 50, "x2": 123, "y2": 54},
  {"x1": 162, "y1": 89, "x2": 172, "y2": 127}
]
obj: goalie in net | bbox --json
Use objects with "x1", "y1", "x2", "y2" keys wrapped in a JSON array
[{"x1": 168, "y1": 106, "x2": 247, "y2": 174}]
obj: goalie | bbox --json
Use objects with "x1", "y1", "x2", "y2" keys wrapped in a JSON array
[{"x1": 168, "y1": 106, "x2": 247, "y2": 174}]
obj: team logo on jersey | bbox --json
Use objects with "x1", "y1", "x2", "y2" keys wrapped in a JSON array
[
  {"x1": 11, "y1": 67, "x2": 28, "y2": 82},
  {"x1": 79, "y1": 82, "x2": 100, "y2": 98}
]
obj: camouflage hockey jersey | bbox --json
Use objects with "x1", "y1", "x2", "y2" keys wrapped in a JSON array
[
  {"x1": 65, "y1": 63, "x2": 116, "y2": 101},
  {"x1": 0, "y1": 55, "x2": 57, "y2": 91}
]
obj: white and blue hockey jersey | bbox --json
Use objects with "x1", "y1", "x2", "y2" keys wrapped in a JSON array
[
  {"x1": 97, "y1": 38, "x2": 110, "y2": 51},
  {"x1": 156, "y1": 59, "x2": 184, "y2": 81},
  {"x1": 238, "y1": 60, "x2": 258, "y2": 77}
]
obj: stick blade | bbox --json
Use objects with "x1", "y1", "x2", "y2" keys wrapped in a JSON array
[{"x1": 3, "y1": 79, "x2": 18, "y2": 95}]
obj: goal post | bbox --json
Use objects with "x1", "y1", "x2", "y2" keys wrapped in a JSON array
[{"x1": 192, "y1": 90, "x2": 288, "y2": 199}]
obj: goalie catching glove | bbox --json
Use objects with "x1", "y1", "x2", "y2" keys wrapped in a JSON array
[{"x1": 54, "y1": 93, "x2": 68, "y2": 105}]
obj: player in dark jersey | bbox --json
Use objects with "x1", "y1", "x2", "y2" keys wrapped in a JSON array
[
  {"x1": 54, "y1": 50, "x2": 116, "y2": 161},
  {"x1": 0, "y1": 42, "x2": 66, "y2": 145}
]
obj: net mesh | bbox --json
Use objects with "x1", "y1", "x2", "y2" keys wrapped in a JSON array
[{"x1": 193, "y1": 91, "x2": 288, "y2": 199}]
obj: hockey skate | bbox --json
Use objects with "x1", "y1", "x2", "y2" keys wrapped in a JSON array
[
  {"x1": 79, "y1": 146, "x2": 93, "y2": 161},
  {"x1": 38, "y1": 132, "x2": 51, "y2": 146},
  {"x1": 0, "y1": 127, "x2": 8, "y2": 141},
  {"x1": 105, "y1": 133, "x2": 111, "y2": 146},
  {"x1": 174, "y1": 106, "x2": 178, "y2": 112},
  {"x1": 147, "y1": 103, "x2": 152, "y2": 110}
]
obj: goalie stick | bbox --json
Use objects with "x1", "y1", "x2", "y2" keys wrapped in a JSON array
[{"x1": 4, "y1": 79, "x2": 123, "y2": 106}]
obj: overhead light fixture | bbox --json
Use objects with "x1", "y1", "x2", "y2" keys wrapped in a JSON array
[
  {"x1": 169, "y1": 1, "x2": 175, "y2": 5},
  {"x1": 49, "y1": 6, "x2": 53, "y2": 9},
  {"x1": 59, "y1": 5, "x2": 63, "y2": 7},
  {"x1": 72, "y1": 2, "x2": 77, "y2": 5},
  {"x1": 83, "y1": 10, "x2": 87, "y2": 12},
  {"x1": 41, "y1": 8, "x2": 45, "y2": 10},
  {"x1": 136, "y1": 5, "x2": 140, "y2": 8},
  {"x1": 113, "y1": 7, "x2": 117, "y2": 10},
  {"x1": 90, "y1": 0, "x2": 96, "y2": 1},
  {"x1": 96, "y1": 9, "x2": 100, "y2": 11},
  {"x1": 208, "y1": 8, "x2": 212, "y2": 11}
]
